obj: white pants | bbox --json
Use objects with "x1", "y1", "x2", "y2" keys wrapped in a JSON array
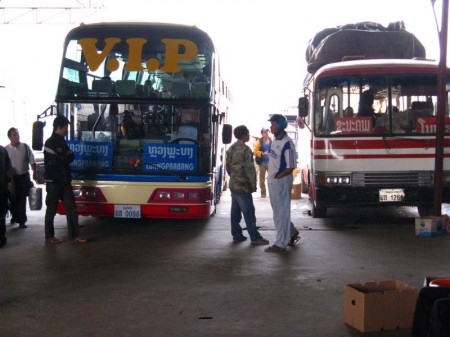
[{"x1": 268, "y1": 174, "x2": 297, "y2": 248}]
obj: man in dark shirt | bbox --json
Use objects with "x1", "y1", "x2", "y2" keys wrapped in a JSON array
[{"x1": 44, "y1": 115, "x2": 86, "y2": 244}]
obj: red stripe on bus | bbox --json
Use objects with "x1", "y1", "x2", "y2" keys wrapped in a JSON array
[
  {"x1": 313, "y1": 153, "x2": 449, "y2": 160},
  {"x1": 313, "y1": 138, "x2": 450, "y2": 150}
]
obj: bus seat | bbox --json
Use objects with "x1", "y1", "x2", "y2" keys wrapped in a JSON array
[
  {"x1": 116, "y1": 80, "x2": 136, "y2": 96},
  {"x1": 411, "y1": 101, "x2": 433, "y2": 116},
  {"x1": 136, "y1": 84, "x2": 150, "y2": 97},
  {"x1": 191, "y1": 82, "x2": 210, "y2": 97},
  {"x1": 177, "y1": 124, "x2": 198, "y2": 143},
  {"x1": 170, "y1": 81, "x2": 191, "y2": 97},
  {"x1": 92, "y1": 79, "x2": 113, "y2": 94}
]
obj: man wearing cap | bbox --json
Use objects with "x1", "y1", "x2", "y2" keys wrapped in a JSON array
[
  {"x1": 265, "y1": 114, "x2": 299, "y2": 253},
  {"x1": 43, "y1": 115, "x2": 86, "y2": 244},
  {"x1": 253, "y1": 128, "x2": 272, "y2": 198}
]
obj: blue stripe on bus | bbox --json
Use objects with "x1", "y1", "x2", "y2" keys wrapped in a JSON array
[{"x1": 72, "y1": 174, "x2": 210, "y2": 183}]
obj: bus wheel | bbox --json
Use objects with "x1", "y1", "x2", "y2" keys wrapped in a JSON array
[
  {"x1": 312, "y1": 203, "x2": 327, "y2": 218},
  {"x1": 418, "y1": 204, "x2": 433, "y2": 217}
]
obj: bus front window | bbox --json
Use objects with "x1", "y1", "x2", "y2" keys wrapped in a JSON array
[{"x1": 314, "y1": 74, "x2": 446, "y2": 136}]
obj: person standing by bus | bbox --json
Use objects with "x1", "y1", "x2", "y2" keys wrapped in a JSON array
[
  {"x1": 5, "y1": 128, "x2": 37, "y2": 229},
  {"x1": 253, "y1": 128, "x2": 272, "y2": 198},
  {"x1": 226, "y1": 125, "x2": 269, "y2": 246},
  {"x1": 44, "y1": 116, "x2": 86, "y2": 244},
  {"x1": 0, "y1": 145, "x2": 11, "y2": 248},
  {"x1": 265, "y1": 114, "x2": 299, "y2": 253}
]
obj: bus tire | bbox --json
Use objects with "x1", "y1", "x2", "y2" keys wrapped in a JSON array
[
  {"x1": 312, "y1": 203, "x2": 327, "y2": 218},
  {"x1": 418, "y1": 204, "x2": 433, "y2": 217}
]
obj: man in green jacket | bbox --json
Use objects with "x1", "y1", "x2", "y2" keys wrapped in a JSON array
[{"x1": 225, "y1": 125, "x2": 269, "y2": 245}]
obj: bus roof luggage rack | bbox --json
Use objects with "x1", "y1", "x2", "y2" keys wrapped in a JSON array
[{"x1": 305, "y1": 21, "x2": 426, "y2": 74}]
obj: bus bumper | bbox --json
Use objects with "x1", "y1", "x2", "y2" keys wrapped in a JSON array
[
  {"x1": 314, "y1": 186, "x2": 450, "y2": 208},
  {"x1": 57, "y1": 202, "x2": 212, "y2": 219}
]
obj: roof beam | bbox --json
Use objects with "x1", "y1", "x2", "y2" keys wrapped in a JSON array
[{"x1": 0, "y1": 2, "x2": 104, "y2": 24}]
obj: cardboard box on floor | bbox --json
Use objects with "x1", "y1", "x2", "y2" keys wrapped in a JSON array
[
  {"x1": 291, "y1": 182, "x2": 301, "y2": 199},
  {"x1": 344, "y1": 280, "x2": 418, "y2": 333},
  {"x1": 415, "y1": 216, "x2": 448, "y2": 236}
]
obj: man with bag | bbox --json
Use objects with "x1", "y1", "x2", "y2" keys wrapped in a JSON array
[
  {"x1": 5, "y1": 128, "x2": 37, "y2": 229},
  {"x1": 253, "y1": 128, "x2": 271, "y2": 198}
]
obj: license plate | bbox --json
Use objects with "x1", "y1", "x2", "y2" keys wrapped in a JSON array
[
  {"x1": 379, "y1": 189, "x2": 405, "y2": 202},
  {"x1": 114, "y1": 205, "x2": 141, "y2": 218}
]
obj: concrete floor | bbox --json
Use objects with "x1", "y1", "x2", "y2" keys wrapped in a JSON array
[{"x1": 1, "y1": 190, "x2": 449, "y2": 337}]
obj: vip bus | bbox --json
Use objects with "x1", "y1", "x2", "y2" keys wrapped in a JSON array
[
  {"x1": 297, "y1": 59, "x2": 450, "y2": 218},
  {"x1": 33, "y1": 22, "x2": 233, "y2": 219}
]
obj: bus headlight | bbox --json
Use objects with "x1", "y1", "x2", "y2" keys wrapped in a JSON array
[
  {"x1": 174, "y1": 192, "x2": 185, "y2": 199},
  {"x1": 159, "y1": 191, "x2": 171, "y2": 199},
  {"x1": 316, "y1": 174, "x2": 351, "y2": 186},
  {"x1": 445, "y1": 174, "x2": 450, "y2": 184},
  {"x1": 72, "y1": 186, "x2": 107, "y2": 202},
  {"x1": 325, "y1": 176, "x2": 351, "y2": 185}
]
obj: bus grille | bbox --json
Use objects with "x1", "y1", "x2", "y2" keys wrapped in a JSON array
[{"x1": 352, "y1": 172, "x2": 432, "y2": 186}]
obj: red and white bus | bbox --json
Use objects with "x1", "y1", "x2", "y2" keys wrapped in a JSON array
[
  {"x1": 33, "y1": 22, "x2": 232, "y2": 219},
  {"x1": 297, "y1": 58, "x2": 450, "y2": 218}
]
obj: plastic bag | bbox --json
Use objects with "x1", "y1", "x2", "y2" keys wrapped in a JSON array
[{"x1": 28, "y1": 187, "x2": 42, "y2": 211}]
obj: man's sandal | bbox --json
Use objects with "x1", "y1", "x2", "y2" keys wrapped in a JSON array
[
  {"x1": 74, "y1": 237, "x2": 88, "y2": 244},
  {"x1": 46, "y1": 237, "x2": 62, "y2": 244},
  {"x1": 288, "y1": 230, "x2": 301, "y2": 247},
  {"x1": 264, "y1": 245, "x2": 286, "y2": 253}
]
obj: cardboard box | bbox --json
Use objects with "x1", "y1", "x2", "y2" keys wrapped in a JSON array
[
  {"x1": 415, "y1": 216, "x2": 447, "y2": 237},
  {"x1": 291, "y1": 182, "x2": 301, "y2": 199},
  {"x1": 344, "y1": 280, "x2": 418, "y2": 333}
]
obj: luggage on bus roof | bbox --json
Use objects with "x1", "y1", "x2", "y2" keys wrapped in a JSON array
[{"x1": 305, "y1": 21, "x2": 426, "y2": 74}]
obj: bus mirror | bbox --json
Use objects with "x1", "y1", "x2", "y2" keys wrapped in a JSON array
[
  {"x1": 222, "y1": 124, "x2": 232, "y2": 144},
  {"x1": 32, "y1": 121, "x2": 46, "y2": 151},
  {"x1": 298, "y1": 97, "x2": 309, "y2": 117}
]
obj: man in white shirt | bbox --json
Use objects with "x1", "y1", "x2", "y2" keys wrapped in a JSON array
[
  {"x1": 265, "y1": 115, "x2": 299, "y2": 252},
  {"x1": 5, "y1": 128, "x2": 37, "y2": 228}
]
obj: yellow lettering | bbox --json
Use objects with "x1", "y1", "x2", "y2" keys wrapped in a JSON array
[
  {"x1": 161, "y1": 39, "x2": 198, "y2": 72},
  {"x1": 78, "y1": 37, "x2": 121, "y2": 72},
  {"x1": 146, "y1": 58, "x2": 160, "y2": 71},
  {"x1": 124, "y1": 38, "x2": 146, "y2": 72}
]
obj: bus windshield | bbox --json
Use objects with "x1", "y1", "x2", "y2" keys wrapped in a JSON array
[
  {"x1": 314, "y1": 73, "x2": 450, "y2": 136},
  {"x1": 69, "y1": 103, "x2": 213, "y2": 176}
]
